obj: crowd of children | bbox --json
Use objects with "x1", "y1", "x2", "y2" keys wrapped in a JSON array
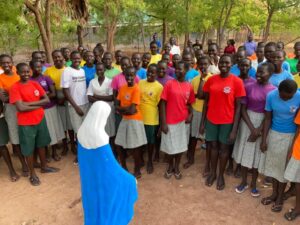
[{"x1": 1, "y1": 37, "x2": 300, "y2": 221}]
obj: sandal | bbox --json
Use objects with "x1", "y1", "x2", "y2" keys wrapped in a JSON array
[
  {"x1": 174, "y1": 171, "x2": 182, "y2": 180},
  {"x1": 271, "y1": 204, "x2": 283, "y2": 213},
  {"x1": 261, "y1": 197, "x2": 275, "y2": 205},
  {"x1": 41, "y1": 167, "x2": 60, "y2": 173},
  {"x1": 29, "y1": 176, "x2": 40, "y2": 186},
  {"x1": 22, "y1": 169, "x2": 29, "y2": 177},
  {"x1": 284, "y1": 208, "x2": 300, "y2": 221},
  {"x1": 164, "y1": 170, "x2": 173, "y2": 179},
  {"x1": 235, "y1": 184, "x2": 249, "y2": 194}
]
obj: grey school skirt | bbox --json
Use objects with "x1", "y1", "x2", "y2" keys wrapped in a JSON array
[
  {"x1": 115, "y1": 119, "x2": 147, "y2": 149},
  {"x1": 56, "y1": 90, "x2": 72, "y2": 131},
  {"x1": 68, "y1": 103, "x2": 90, "y2": 134},
  {"x1": 262, "y1": 130, "x2": 294, "y2": 183},
  {"x1": 161, "y1": 121, "x2": 190, "y2": 155},
  {"x1": 44, "y1": 106, "x2": 65, "y2": 145},
  {"x1": 4, "y1": 103, "x2": 19, "y2": 144},
  {"x1": 284, "y1": 157, "x2": 300, "y2": 183},
  {"x1": 190, "y1": 109, "x2": 202, "y2": 138},
  {"x1": 105, "y1": 104, "x2": 116, "y2": 137},
  {"x1": 232, "y1": 110, "x2": 264, "y2": 169}
]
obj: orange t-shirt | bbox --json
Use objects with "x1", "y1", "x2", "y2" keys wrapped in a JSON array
[
  {"x1": 0, "y1": 72, "x2": 20, "y2": 92},
  {"x1": 117, "y1": 84, "x2": 143, "y2": 121},
  {"x1": 292, "y1": 111, "x2": 300, "y2": 160}
]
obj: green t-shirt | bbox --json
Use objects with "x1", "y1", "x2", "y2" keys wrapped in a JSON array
[
  {"x1": 65, "y1": 60, "x2": 72, "y2": 67},
  {"x1": 104, "y1": 67, "x2": 121, "y2": 79},
  {"x1": 286, "y1": 58, "x2": 299, "y2": 74}
]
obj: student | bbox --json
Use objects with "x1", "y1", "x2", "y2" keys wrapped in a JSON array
[
  {"x1": 182, "y1": 53, "x2": 199, "y2": 82},
  {"x1": 276, "y1": 41, "x2": 284, "y2": 51},
  {"x1": 156, "y1": 61, "x2": 174, "y2": 86},
  {"x1": 0, "y1": 100, "x2": 19, "y2": 182},
  {"x1": 61, "y1": 47, "x2": 72, "y2": 67},
  {"x1": 149, "y1": 41, "x2": 162, "y2": 65},
  {"x1": 283, "y1": 110, "x2": 300, "y2": 221},
  {"x1": 61, "y1": 51, "x2": 90, "y2": 164},
  {"x1": 224, "y1": 39, "x2": 236, "y2": 55},
  {"x1": 87, "y1": 62, "x2": 115, "y2": 145},
  {"x1": 193, "y1": 39, "x2": 202, "y2": 51},
  {"x1": 112, "y1": 50, "x2": 123, "y2": 71},
  {"x1": 162, "y1": 43, "x2": 173, "y2": 62},
  {"x1": 171, "y1": 54, "x2": 181, "y2": 71},
  {"x1": 200, "y1": 54, "x2": 246, "y2": 190},
  {"x1": 265, "y1": 42, "x2": 291, "y2": 73},
  {"x1": 10, "y1": 63, "x2": 59, "y2": 186},
  {"x1": 244, "y1": 33, "x2": 257, "y2": 57},
  {"x1": 102, "y1": 52, "x2": 121, "y2": 79},
  {"x1": 161, "y1": 53, "x2": 174, "y2": 74},
  {"x1": 30, "y1": 61, "x2": 65, "y2": 161},
  {"x1": 115, "y1": 66, "x2": 147, "y2": 178},
  {"x1": 269, "y1": 50, "x2": 293, "y2": 87},
  {"x1": 0, "y1": 54, "x2": 28, "y2": 176},
  {"x1": 251, "y1": 46, "x2": 266, "y2": 70},
  {"x1": 286, "y1": 42, "x2": 300, "y2": 74},
  {"x1": 44, "y1": 50, "x2": 76, "y2": 156},
  {"x1": 139, "y1": 64, "x2": 163, "y2": 174},
  {"x1": 93, "y1": 46, "x2": 104, "y2": 64},
  {"x1": 152, "y1": 33, "x2": 161, "y2": 53},
  {"x1": 233, "y1": 63, "x2": 276, "y2": 197},
  {"x1": 32, "y1": 51, "x2": 47, "y2": 72},
  {"x1": 82, "y1": 51, "x2": 96, "y2": 87},
  {"x1": 207, "y1": 43, "x2": 220, "y2": 75},
  {"x1": 160, "y1": 61, "x2": 195, "y2": 179},
  {"x1": 230, "y1": 50, "x2": 256, "y2": 78},
  {"x1": 184, "y1": 56, "x2": 212, "y2": 170},
  {"x1": 169, "y1": 37, "x2": 181, "y2": 55},
  {"x1": 132, "y1": 53, "x2": 147, "y2": 80},
  {"x1": 142, "y1": 52, "x2": 151, "y2": 69},
  {"x1": 260, "y1": 80, "x2": 300, "y2": 212},
  {"x1": 40, "y1": 51, "x2": 51, "y2": 68}
]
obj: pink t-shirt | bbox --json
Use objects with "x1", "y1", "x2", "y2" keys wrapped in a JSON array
[
  {"x1": 111, "y1": 73, "x2": 140, "y2": 91},
  {"x1": 161, "y1": 79, "x2": 195, "y2": 124}
]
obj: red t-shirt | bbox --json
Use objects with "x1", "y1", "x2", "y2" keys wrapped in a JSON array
[
  {"x1": 161, "y1": 79, "x2": 195, "y2": 124},
  {"x1": 203, "y1": 74, "x2": 245, "y2": 124},
  {"x1": 10, "y1": 81, "x2": 46, "y2": 126}
]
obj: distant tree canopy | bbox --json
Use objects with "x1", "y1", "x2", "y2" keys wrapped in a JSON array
[{"x1": 1, "y1": 0, "x2": 300, "y2": 56}]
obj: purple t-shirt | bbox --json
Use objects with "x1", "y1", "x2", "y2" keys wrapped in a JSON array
[
  {"x1": 157, "y1": 75, "x2": 174, "y2": 86},
  {"x1": 242, "y1": 82, "x2": 276, "y2": 113},
  {"x1": 166, "y1": 67, "x2": 175, "y2": 78},
  {"x1": 244, "y1": 41, "x2": 257, "y2": 56},
  {"x1": 30, "y1": 75, "x2": 56, "y2": 109},
  {"x1": 242, "y1": 77, "x2": 256, "y2": 89}
]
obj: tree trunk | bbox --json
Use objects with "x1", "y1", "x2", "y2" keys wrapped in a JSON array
[
  {"x1": 184, "y1": 0, "x2": 190, "y2": 48},
  {"x1": 106, "y1": 24, "x2": 116, "y2": 52},
  {"x1": 140, "y1": 22, "x2": 146, "y2": 52},
  {"x1": 201, "y1": 30, "x2": 207, "y2": 47},
  {"x1": 162, "y1": 18, "x2": 167, "y2": 46},
  {"x1": 25, "y1": 0, "x2": 52, "y2": 63},
  {"x1": 263, "y1": 10, "x2": 273, "y2": 42},
  {"x1": 77, "y1": 24, "x2": 84, "y2": 46},
  {"x1": 218, "y1": 0, "x2": 234, "y2": 49},
  {"x1": 45, "y1": 0, "x2": 52, "y2": 50}
]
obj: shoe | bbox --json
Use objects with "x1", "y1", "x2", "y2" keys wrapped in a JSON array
[
  {"x1": 251, "y1": 188, "x2": 260, "y2": 197},
  {"x1": 235, "y1": 184, "x2": 249, "y2": 194}
]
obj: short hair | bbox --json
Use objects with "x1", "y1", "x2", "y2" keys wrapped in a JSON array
[
  {"x1": 121, "y1": 56, "x2": 130, "y2": 63},
  {"x1": 16, "y1": 63, "x2": 29, "y2": 72},
  {"x1": 219, "y1": 54, "x2": 233, "y2": 63},
  {"x1": 0, "y1": 54, "x2": 12, "y2": 61},
  {"x1": 124, "y1": 66, "x2": 136, "y2": 75},
  {"x1": 238, "y1": 58, "x2": 251, "y2": 66},
  {"x1": 258, "y1": 62, "x2": 275, "y2": 74},
  {"x1": 197, "y1": 55, "x2": 210, "y2": 64},
  {"x1": 103, "y1": 52, "x2": 113, "y2": 58},
  {"x1": 70, "y1": 50, "x2": 81, "y2": 58},
  {"x1": 265, "y1": 42, "x2": 277, "y2": 49},
  {"x1": 96, "y1": 62, "x2": 105, "y2": 68},
  {"x1": 29, "y1": 60, "x2": 41, "y2": 69},
  {"x1": 278, "y1": 79, "x2": 297, "y2": 94},
  {"x1": 150, "y1": 41, "x2": 158, "y2": 47},
  {"x1": 31, "y1": 51, "x2": 41, "y2": 58},
  {"x1": 176, "y1": 61, "x2": 190, "y2": 71},
  {"x1": 52, "y1": 49, "x2": 62, "y2": 57},
  {"x1": 148, "y1": 63, "x2": 158, "y2": 70}
]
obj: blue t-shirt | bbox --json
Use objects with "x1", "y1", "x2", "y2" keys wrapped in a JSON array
[
  {"x1": 282, "y1": 61, "x2": 291, "y2": 73},
  {"x1": 83, "y1": 65, "x2": 96, "y2": 87},
  {"x1": 230, "y1": 64, "x2": 256, "y2": 79},
  {"x1": 265, "y1": 90, "x2": 300, "y2": 133},
  {"x1": 185, "y1": 68, "x2": 199, "y2": 83},
  {"x1": 136, "y1": 68, "x2": 147, "y2": 80},
  {"x1": 269, "y1": 70, "x2": 293, "y2": 87}
]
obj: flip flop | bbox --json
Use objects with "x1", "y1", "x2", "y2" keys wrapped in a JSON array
[
  {"x1": 271, "y1": 204, "x2": 283, "y2": 213},
  {"x1": 164, "y1": 170, "x2": 173, "y2": 179},
  {"x1": 261, "y1": 197, "x2": 275, "y2": 205},
  {"x1": 174, "y1": 171, "x2": 182, "y2": 180},
  {"x1": 41, "y1": 167, "x2": 60, "y2": 173},
  {"x1": 29, "y1": 176, "x2": 40, "y2": 186},
  {"x1": 284, "y1": 208, "x2": 300, "y2": 221}
]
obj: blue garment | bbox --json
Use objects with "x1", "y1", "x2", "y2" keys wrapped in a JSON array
[
  {"x1": 156, "y1": 40, "x2": 162, "y2": 53},
  {"x1": 282, "y1": 61, "x2": 291, "y2": 73},
  {"x1": 185, "y1": 68, "x2": 199, "y2": 83},
  {"x1": 230, "y1": 64, "x2": 256, "y2": 79},
  {"x1": 78, "y1": 142, "x2": 138, "y2": 225},
  {"x1": 265, "y1": 90, "x2": 300, "y2": 133},
  {"x1": 83, "y1": 65, "x2": 96, "y2": 87},
  {"x1": 269, "y1": 70, "x2": 293, "y2": 87},
  {"x1": 136, "y1": 68, "x2": 147, "y2": 80}
]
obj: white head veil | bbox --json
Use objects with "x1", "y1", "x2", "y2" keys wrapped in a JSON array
[{"x1": 77, "y1": 101, "x2": 111, "y2": 149}]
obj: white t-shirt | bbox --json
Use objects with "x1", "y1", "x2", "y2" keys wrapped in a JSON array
[
  {"x1": 60, "y1": 66, "x2": 88, "y2": 106},
  {"x1": 252, "y1": 58, "x2": 266, "y2": 71},
  {"x1": 170, "y1": 45, "x2": 181, "y2": 55},
  {"x1": 87, "y1": 77, "x2": 113, "y2": 106}
]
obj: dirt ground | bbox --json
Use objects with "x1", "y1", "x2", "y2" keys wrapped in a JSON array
[{"x1": 0, "y1": 146, "x2": 296, "y2": 225}]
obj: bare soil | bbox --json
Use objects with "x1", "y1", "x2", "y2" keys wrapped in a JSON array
[{"x1": 0, "y1": 146, "x2": 295, "y2": 225}]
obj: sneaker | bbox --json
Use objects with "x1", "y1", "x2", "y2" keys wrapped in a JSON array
[
  {"x1": 235, "y1": 184, "x2": 249, "y2": 194},
  {"x1": 251, "y1": 188, "x2": 260, "y2": 197}
]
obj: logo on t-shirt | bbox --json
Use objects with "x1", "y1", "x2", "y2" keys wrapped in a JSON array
[
  {"x1": 290, "y1": 106, "x2": 298, "y2": 113},
  {"x1": 34, "y1": 90, "x2": 40, "y2": 97},
  {"x1": 148, "y1": 91, "x2": 153, "y2": 96},
  {"x1": 223, "y1": 86, "x2": 231, "y2": 94},
  {"x1": 125, "y1": 94, "x2": 130, "y2": 100},
  {"x1": 40, "y1": 80, "x2": 47, "y2": 87}
]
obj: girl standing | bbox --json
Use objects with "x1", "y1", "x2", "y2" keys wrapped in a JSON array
[
  {"x1": 260, "y1": 79, "x2": 300, "y2": 212},
  {"x1": 160, "y1": 61, "x2": 195, "y2": 179}
]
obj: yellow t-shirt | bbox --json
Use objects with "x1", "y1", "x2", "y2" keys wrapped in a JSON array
[
  {"x1": 44, "y1": 66, "x2": 65, "y2": 90},
  {"x1": 112, "y1": 63, "x2": 122, "y2": 72},
  {"x1": 139, "y1": 80, "x2": 163, "y2": 125},
  {"x1": 149, "y1": 54, "x2": 162, "y2": 65},
  {"x1": 294, "y1": 73, "x2": 300, "y2": 89},
  {"x1": 80, "y1": 60, "x2": 86, "y2": 67},
  {"x1": 191, "y1": 73, "x2": 212, "y2": 112}
]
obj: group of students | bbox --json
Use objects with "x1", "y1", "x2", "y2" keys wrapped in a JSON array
[{"x1": 1, "y1": 38, "x2": 300, "y2": 221}]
